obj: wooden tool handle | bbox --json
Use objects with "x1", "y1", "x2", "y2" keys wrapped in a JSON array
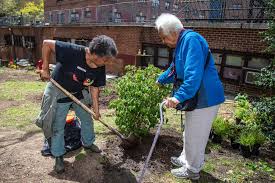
[{"x1": 50, "y1": 78, "x2": 125, "y2": 139}]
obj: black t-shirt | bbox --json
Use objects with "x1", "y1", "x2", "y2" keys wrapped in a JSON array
[{"x1": 52, "y1": 41, "x2": 106, "y2": 93}]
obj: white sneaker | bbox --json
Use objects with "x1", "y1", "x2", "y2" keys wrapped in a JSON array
[
  {"x1": 170, "y1": 156, "x2": 185, "y2": 167},
  {"x1": 171, "y1": 167, "x2": 200, "y2": 180}
]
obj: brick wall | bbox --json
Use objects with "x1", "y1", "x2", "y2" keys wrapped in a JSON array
[
  {"x1": 0, "y1": 25, "x2": 271, "y2": 94},
  {"x1": 142, "y1": 26, "x2": 267, "y2": 54}
]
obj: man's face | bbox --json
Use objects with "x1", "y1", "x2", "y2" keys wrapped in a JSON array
[
  {"x1": 159, "y1": 31, "x2": 178, "y2": 48},
  {"x1": 86, "y1": 54, "x2": 113, "y2": 68}
]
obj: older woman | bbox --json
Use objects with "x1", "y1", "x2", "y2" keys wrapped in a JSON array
[{"x1": 155, "y1": 13, "x2": 225, "y2": 180}]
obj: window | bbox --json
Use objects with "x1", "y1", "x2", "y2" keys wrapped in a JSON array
[
  {"x1": 60, "y1": 12, "x2": 65, "y2": 23},
  {"x1": 157, "y1": 47, "x2": 169, "y2": 68},
  {"x1": 114, "y1": 12, "x2": 121, "y2": 23},
  {"x1": 226, "y1": 55, "x2": 244, "y2": 67},
  {"x1": 212, "y1": 52, "x2": 222, "y2": 73},
  {"x1": 141, "y1": 44, "x2": 172, "y2": 68},
  {"x1": 223, "y1": 67, "x2": 242, "y2": 80},
  {"x1": 247, "y1": 57, "x2": 270, "y2": 69},
  {"x1": 49, "y1": 12, "x2": 53, "y2": 23},
  {"x1": 136, "y1": 13, "x2": 146, "y2": 23},
  {"x1": 4, "y1": 35, "x2": 12, "y2": 45},
  {"x1": 57, "y1": 12, "x2": 60, "y2": 24},
  {"x1": 14, "y1": 35, "x2": 23, "y2": 47},
  {"x1": 143, "y1": 46, "x2": 154, "y2": 66},
  {"x1": 173, "y1": 4, "x2": 179, "y2": 11},
  {"x1": 70, "y1": 11, "x2": 80, "y2": 23},
  {"x1": 24, "y1": 36, "x2": 35, "y2": 48},
  {"x1": 223, "y1": 55, "x2": 243, "y2": 81},
  {"x1": 85, "y1": 8, "x2": 92, "y2": 18},
  {"x1": 245, "y1": 71, "x2": 260, "y2": 84},
  {"x1": 165, "y1": 2, "x2": 171, "y2": 10},
  {"x1": 152, "y1": 0, "x2": 159, "y2": 7}
]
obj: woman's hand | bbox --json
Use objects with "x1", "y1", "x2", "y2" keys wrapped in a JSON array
[{"x1": 165, "y1": 97, "x2": 180, "y2": 108}]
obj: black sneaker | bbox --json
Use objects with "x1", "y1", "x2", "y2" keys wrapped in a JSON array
[
  {"x1": 84, "y1": 144, "x2": 102, "y2": 153},
  {"x1": 54, "y1": 156, "x2": 65, "y2": 174}
]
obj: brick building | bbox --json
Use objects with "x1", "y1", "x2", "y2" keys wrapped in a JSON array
[
  {"x1": 0, "y1": 0, "x2": 272, "y2": 94},
  {"x1": 44, "y1": 0, "x2": 268, "y2": 25}
]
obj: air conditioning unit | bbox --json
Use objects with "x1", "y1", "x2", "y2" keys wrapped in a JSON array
[{"x1": 245, "y1": 71, "x2": 259, "y2": 84}]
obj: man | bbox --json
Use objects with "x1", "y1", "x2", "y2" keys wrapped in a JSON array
[
  {"x1": 155, "y1": 13, "x2": 225, "y2": 180},
  {"x1": 37, "y1": 35, "x2": 118, "y2": 173}
]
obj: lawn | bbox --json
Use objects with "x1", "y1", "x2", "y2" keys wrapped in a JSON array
[{"x1": 0, "y1": 67, "x2": 274, "y2": 183}]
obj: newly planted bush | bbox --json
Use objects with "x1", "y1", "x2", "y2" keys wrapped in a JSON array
[
  {"x1": 109, "y1": 65, "x2": 171, "y2": 137},
  {"x1": 239, "y1": 124, "x2": 266, "y2": 157},
  {"x1": 212, "y1": 116, "x2": 231, "y2": 143}
]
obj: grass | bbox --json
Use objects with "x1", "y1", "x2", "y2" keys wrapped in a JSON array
[
  {"x1": 0, "y1": 102, "x2": 41, "y2": 129},
  {"x1": 162, "y1": 109, "x2": 183, "y2": 133},
  {"x1": 0, "y1": 80, "x2": 45, "y2": 101}
]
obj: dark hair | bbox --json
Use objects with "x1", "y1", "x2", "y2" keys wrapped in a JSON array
[{"x1": 89, "y1": 35, "x2": 118, "y2": 57}]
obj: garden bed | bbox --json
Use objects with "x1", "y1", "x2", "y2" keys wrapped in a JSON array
[{"x1": 0, "y1": 68, "x2": 274, "y2": 183}]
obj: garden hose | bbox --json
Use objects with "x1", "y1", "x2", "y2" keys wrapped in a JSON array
[{"x1": 137, "y1": 101, "x2": 166, "y2": 183}]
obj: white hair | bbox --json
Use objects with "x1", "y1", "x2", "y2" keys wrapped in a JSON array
[{"x1": 155, "y1": 13, "x2": 183, "y2": 35}]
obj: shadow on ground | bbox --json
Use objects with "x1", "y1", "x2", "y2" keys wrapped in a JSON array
[{"x1": 49, "y1": 150, "x2": 137, "y2": 183}]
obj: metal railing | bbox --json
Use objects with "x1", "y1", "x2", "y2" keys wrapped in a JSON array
[
  {"x1": 0, "y1": 16, "x2": 44, "y2": 26},
  {"x1": 0, "y1": 0, "x2": 271, "y2": 26}
]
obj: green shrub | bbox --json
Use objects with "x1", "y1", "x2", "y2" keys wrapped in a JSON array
[
  {"x1": 239, "y1": 125, "x2": 266, "y2": 150},
  {"x1": 227, "y1": 118, "x2": 241, "y2": 139},
  {"x1": 234, "y1": 94, "x2": 252, "y2": 121},
  {"x1": 253, "y1": 97, "x2": 275, "y2": 142},
  {"x1": 109, "y1": 65, "x2": 171, "y2": 137},
  {"x1": 212, "y1": 116, "x2": 231, "y2": 138}
]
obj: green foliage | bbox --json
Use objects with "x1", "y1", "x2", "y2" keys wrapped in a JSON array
[
  {"x1": 0, "y1": 0, "x2": 17, "y2": 16},
  {"x1": 227, "y1": 118, "x2": 241, "y2": 139},
  {"x1": 263, "y1": 0, "x2": 275, "y2": 53},
  {"x1": 253, "y1": 97, "x2": 275, "y2": 142},
  {"x1": 239, "y1": 125, "x2": 266, "y2": 149},
  {"x1": 109, "y1": 65, "x2": 171, "y2": 137},
  {"x1": 255, "y1": 65, "x2": 275, "y2": 90},
  {"x1": 212, "y1": 116, "x2": 231, "y2": 138},
  {"x1": 18, "y1": 0, "x2": 44, "y2": 20},
  {"x1": 246, "y1": 161, "x2": 274, "y2": 173},
  {"x1": 234, "y1": 94, "x2": 251, "y2": 121}
]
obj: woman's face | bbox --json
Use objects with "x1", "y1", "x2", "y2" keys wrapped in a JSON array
[{"x1": 159, "y1": 31, "x2": 178, "y2": 48}]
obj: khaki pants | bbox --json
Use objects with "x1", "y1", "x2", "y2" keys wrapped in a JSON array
[{"x1": 178, "y1": 105, "x2": 220, "y2": 173}]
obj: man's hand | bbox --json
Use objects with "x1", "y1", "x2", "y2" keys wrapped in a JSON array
[
  {"x1": 93, "y1": 109, "x2": 101, "y2": 120},
  {"x1": 37, "y1": 69, "x2": 50, "y2": 81},
  {"x1": 165, "y1": 97, "x2": 180, "y2": 108}
]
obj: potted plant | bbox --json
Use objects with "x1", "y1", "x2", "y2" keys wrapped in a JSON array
[
  {"x1": 239, "y1": 125, "x2": 266, "y2": 158},
  {"x1": 211, "y1": 117, "x2": 231, "y2": 144},
  {"x1": 234, "y1": 94, "x2": 251, "y2": 124},
  {"x1": 227, "y1": 119, "x2": 241, "y2": 149}
]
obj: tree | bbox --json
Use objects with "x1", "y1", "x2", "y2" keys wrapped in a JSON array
[
  {"x1": 0, "y1": 0, "x2": 17, "y2": 17},
  {"x1": 18, "y1": 0, "x2": 44, "y2": 20}
]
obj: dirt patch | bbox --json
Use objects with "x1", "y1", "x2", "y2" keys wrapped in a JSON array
[
  {"x1": 25, "y1": 93, "x2": 44, "y2": 104},
  {"x1": 0, "y1": 68, "x2": 39, "y2": 83},
  {"x1": 0, "y1": 100, "x2": 20, "y2": 110},
  {"x1": 1, "y1": 127, "x2": 274, "y2": 182},
  {"x1": 99, "y1": 93, "x2": 117, "y2": 109}
]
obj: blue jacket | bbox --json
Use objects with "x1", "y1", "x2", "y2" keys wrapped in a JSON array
[{"x1": 157, "y1": 30, "x2": 225, "y2": 109}]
